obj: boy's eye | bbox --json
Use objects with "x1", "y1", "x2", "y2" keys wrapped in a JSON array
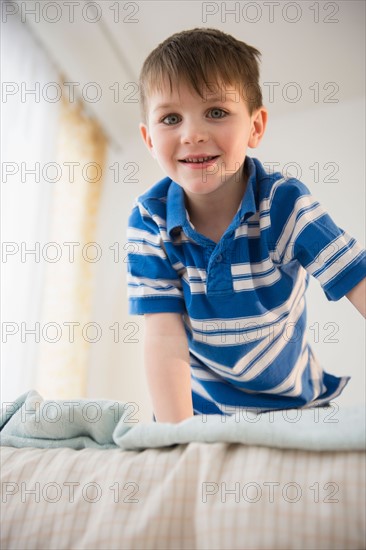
[
  {"x1": 161, "y1": 114, "x2": 181, "y2": 125},
  {"x1": 160, "y1": 108, "x2": 227, "y2": 125},
  {"x1": 208, "y1": 108, "x2": 227, "y2": 119}
]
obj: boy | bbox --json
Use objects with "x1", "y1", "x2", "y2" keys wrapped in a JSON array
[{"x1": 126, "y1": 28, "x2": 366, "y2": 423}]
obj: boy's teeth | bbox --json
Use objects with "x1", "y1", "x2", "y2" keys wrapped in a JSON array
[{"x1": 184, "y1": 156, "x2": 214, "y2": 163}]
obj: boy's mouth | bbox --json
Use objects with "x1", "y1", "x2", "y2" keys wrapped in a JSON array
[{"x1": 179, "y1": 155, "x2": 220, "y2": 164}]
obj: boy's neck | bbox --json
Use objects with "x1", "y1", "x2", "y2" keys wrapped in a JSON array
[{"x1": 184, "y1": 162, "x2": 248, "y2": 234}]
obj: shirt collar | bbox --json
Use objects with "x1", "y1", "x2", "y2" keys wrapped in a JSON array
[
  {"x1": 167, "y1": 156, "x2": 257, "y2": 237},
  {"x1": 236, "y1": 156, "x2": 257, "y2": 222},
  {"x1": 166, "y1": 179, "x2": 186, "y2": 237}
]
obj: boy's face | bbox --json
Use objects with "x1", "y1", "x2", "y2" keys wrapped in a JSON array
[{"x1": 140, "y1": 79, "x2": 267, "y2": 200}]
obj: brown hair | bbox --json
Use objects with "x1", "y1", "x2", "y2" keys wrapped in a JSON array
[{"x1": 139, "y1": 27, "x2": 263, "y2": 124}]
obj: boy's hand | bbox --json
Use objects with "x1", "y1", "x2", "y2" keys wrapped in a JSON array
[{"x1": 346, "y1": 277, "x2": 366, "y2": 318}]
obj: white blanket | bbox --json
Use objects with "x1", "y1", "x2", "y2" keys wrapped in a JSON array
[{"x1": 1, "y1": 390, "x2": 365, "y2": 452}]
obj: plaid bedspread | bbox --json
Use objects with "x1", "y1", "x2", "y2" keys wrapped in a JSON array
[{"x1": 1, "y1": 443, "x2": 365, "y2": 549}]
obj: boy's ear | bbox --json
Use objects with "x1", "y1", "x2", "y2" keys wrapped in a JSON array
[
  {"x1": 248, "y1": 107, "x2": 268, "y2": 148},
  {"x1": 139, "y1": 123, "x2": 156, "y2": 159}
]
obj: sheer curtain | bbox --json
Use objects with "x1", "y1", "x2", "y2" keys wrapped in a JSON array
[
  {"x1": 36, "y1": 90, "x2": 107, "y2": 399},
  {"x1": 2, "y1": 12, "x2": 59, "y2": 402},
  {"x1": 2, "y1": 11, "x2": 108, "y2": 402}
]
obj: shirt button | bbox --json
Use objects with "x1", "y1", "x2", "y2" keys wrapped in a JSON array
[{"x1": 216, "y1": 254, "x2": 223, "y2": 262}]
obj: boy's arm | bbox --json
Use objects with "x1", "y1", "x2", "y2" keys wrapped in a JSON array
[
  {"x1": 345, "y1": 277, "x2": 366, "y2": 318},
  {"x1": 144, "y1": 312, "x2": 194, "y2": 423}
]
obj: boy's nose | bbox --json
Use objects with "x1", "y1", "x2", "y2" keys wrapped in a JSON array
[{"x1": 181, "y1": 122, "x2": 208, "y2": 144}]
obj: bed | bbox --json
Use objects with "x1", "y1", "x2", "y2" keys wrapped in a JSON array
[{"x1": 1, "y1": 391, "x2": 365, "y2": 550}]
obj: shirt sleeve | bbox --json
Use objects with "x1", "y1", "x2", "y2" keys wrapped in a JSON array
[
  {"x1": 269, "y1": 178, "x2": 366, "y2": 301},
  {"x1": 126, "y1": 199, "x2": 186, "y2": 315}
]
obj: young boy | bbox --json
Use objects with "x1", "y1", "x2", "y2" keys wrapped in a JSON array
[{"x1": 126, "y1": 28, "x2": 366, "y2": 423}]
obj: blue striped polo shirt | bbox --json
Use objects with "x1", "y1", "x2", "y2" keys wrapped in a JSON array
[{"x1": 126, "y1": 156, "x2": 366, "y2": 415}]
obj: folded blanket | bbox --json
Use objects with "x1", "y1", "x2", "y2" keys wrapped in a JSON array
[{"x1": 1, "y1": 390, "x2": 365, "y2": 452}]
